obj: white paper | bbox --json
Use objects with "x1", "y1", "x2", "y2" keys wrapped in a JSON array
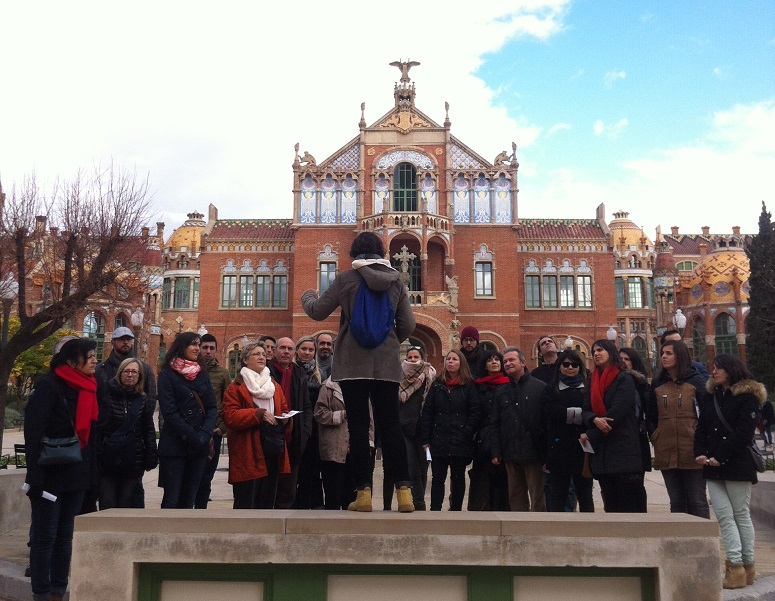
[
  {"x1": 579, "y1": 438, "x2": 595, "y2": 454},
  {"x1": 42, "y1": 491, "x2": 58, "y2": 502},
  {"x1": 425, "y1": 447, "x2": 432, "y2": 462},
  {"x1": 275, "y1": 410, "x2": 301, "y2": 420}
]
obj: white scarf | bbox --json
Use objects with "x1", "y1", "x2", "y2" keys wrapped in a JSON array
[{"x1": 240, "y1": 366, "x2": 275, "y2": 414}]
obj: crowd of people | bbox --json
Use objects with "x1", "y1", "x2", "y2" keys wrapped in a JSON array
[{"x1": 22, "y1": 233, "x2": 771, "y2": 598}]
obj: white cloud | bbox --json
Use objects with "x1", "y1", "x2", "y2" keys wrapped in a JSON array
[
  {"x1": 604, "y1": 70, "x2": 627, "y2": 88},
  {"x1": 593, "y1": 118, "x2": 629, "y2": 138},
  {"x1": 0, "y1": 0, "x2": 571, "y2": 223},
  {"x1": 547, "y1": 123, "x2": 572, "y2": 136}
]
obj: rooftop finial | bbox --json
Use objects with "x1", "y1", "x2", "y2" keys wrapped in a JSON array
[{"x1": 389, "y1": 59, "x2": 420, "y2": 84}]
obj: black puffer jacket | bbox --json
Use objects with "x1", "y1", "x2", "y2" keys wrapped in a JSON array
[
  {"x1": 157, "y1": 368, "x2": 217, "y2": 457},
  {"x1": 542, "y1": 380, "x2": 586, "y2": 475},
  {"x1": 695, "y1": 377, "x2": 767, "y2": 483},
  {"x1": 99, "y1": 379, "x2": 158, "y2": 478},
  {"x1": 490, "y1": 373, "x2": 547, "y2": 463},
  {"x1": 581, "y1": 370, "x2": 642, "y2": 475},
  {"x1": 420, "y1": 379, "x2": 480, "y2": 458}
]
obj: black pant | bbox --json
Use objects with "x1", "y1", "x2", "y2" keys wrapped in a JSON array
[
  {"x1": 232, "y1": 460, "x2": 279, "y2": 509},
  {"x1": 99, "y1": 475, "x2": 141, "y2": 509},
  {"x1": 339, "y1": 380, "x2": 408, "y2": 488},
  {"x1": 195, "y1": 433, "x2": 222, "y2": 509},
  {"x1": 321, "y1": 457, "x2": 354, "y2": 510},
  {"x1": 597, "y1": 473, "x2": 647, "y2": 513},
  {"x1": 430, "y1": 456, "x2": 468, "y2": 511},
  {"x1": 547, "y1": 471, "x2": 594, "y2": 512}
]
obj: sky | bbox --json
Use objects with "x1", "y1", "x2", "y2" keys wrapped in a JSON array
[{"x1": 1, "y1": 0, "x2": 773, "y2": 240}]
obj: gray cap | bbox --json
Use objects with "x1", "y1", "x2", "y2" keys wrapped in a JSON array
[
  {"x1": 112, "y1": 326, "x2": 135, "y2": 340},
  {"x1": 52, "y1": 335, "x2": 79, "y2": 356}
]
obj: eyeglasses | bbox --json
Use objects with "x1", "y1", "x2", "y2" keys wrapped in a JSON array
[
  {"x1": 561, "y1": 361, "x2": 580, "y2": 369},
  {"x1": 461, "y1": 337, "x2": 477, "y2": 343},
  {"x1": 248, "y1": 352, "x2": 266, "y2": 359},
  {"x1": 123, "y1": 369, "x2": 140, "y2": 375}
]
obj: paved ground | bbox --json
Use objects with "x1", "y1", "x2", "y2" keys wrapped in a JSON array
[{"x1": 3, "y1": 426, "x2": 775, "y2": 600}]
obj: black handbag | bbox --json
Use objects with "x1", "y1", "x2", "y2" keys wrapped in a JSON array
[
  {"x1": 38, "y1": 392, "x2": 82, "y2": 466},
  {"x1": 102, "y1": 395, "x2": 143, "y2": 476},
  {"x1": 713, "y1": 395, "x2": 766, "y2": 473},
  {"x1": 259, "y1": 421, "x2": 285, "y2": 459}
]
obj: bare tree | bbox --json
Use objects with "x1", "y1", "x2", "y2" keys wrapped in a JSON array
[{"x1": 0, "y1": 164, "x2": 153, "y2": 452}]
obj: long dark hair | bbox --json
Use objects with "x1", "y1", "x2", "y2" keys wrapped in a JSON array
[
  {"x1": 553, "y1": 349, "x2": 587, "y2": 388},
  {"x1": 713, "y1": 354, "x2": 754, "y2": 387},
  {"x1": 620, "y1": 346, "x2": 648, "y2": 378},
  {"x1": 164, "y1": 332, "x2": 202, "y2": 369},
  {"x1": 591, "y1": 339, "x2": 623, "y2": 370},
  {"x1": 481, "y1": 349, "x2": 505, "y2": 375},
  {"x1": 657, "y1": 340, "x2": 691, "y2": 381},
  {"x1": 51, "y1": 338, "x2": 97, "y2": 370}
]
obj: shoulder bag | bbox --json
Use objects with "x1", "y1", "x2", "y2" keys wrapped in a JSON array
[
  {"x1": 191, "y1": 389, "x2": 215, "y2": 460},
  {"x1": 713, "y1": 395, "x2": 765, "y2": 473},
  {"x1": 38, "y1": 392, "x2": 82, "y2": 466}
]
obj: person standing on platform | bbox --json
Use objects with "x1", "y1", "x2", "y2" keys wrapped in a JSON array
[{"x1": 195, "y1": 334, "x2": 232, "y2": 509}]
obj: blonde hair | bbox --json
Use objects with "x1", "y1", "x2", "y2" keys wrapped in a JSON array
[{"x1": 117, "y1": 358, "x2": 145, "y2": 394}]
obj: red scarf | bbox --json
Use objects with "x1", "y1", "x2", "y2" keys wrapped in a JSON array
[
  {"x1": 445, "y1": 376, "x2": 461, "y2": 390},
  {"x1": 590, "y1": 365, "x2": 619, "y2": 417},
  {"x1": 170, "y1": 358, "x2": 201, "y2": 380},
  {"x1": 273, "y1": 359, "x2": 293, "y2": 404},
  {"x1": 54, "y1": 365, "x2": 98, "y2": 448},
  {"x1": 476, "y1": 373, "x2": 510, "y2": 387}
]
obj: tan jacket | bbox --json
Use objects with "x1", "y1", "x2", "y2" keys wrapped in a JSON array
[
  {"x1": 651, "y1": 379, "x2": 703, "y2": 470},
  {"x1": 314, "y1": 379, "x2": 349, "y2": 463}
]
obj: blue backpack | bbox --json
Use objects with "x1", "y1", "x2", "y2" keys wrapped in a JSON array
[{"x1": 349, "y1": 276, "x2": 395, "y2": 349}]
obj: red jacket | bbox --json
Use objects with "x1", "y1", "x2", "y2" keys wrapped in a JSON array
[{"x1": 223, "y1": 375, "x2": 292, "y2": 483}]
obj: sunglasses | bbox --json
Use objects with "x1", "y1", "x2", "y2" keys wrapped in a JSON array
[{"x1": 561, "y1": 361, "x2": 580, "y2": 368}]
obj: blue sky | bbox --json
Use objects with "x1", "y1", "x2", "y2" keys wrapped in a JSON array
[{"x1": 0, "y1": 1, "x2": 773, "y2": 239}]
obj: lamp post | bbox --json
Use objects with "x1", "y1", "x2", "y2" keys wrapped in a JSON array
[
  {"x1": 130, "y1": 307, "x2": 144, "y2": 357},
  {"x1": 564, "y1": 335, "x2": 573, "y2": 350},
  {"x1": 606, "y1": 325, "x2": 618, "y2": 347},
  {"x1": 1, "y1": 274, "x2": 19, "y2": 349},
  {"x1": 197, "y1": 324, "x2": 208, "y2": 337}
]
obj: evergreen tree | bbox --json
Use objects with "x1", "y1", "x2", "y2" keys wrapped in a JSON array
[{"x1": 746, "y1": 201, "x2": 775, "y2": 392}]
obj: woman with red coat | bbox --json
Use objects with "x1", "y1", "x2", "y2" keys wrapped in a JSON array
[{"x1": 223, "y1": 341, "x2": 292, "y2": 509}]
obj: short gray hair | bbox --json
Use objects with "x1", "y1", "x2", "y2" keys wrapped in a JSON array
[
  {"x1": 502, "y1": 346, "x2": 525, "y2": 362},
  {"x1": 241, "y1": 341, "x2": 266, "y2": 366}
]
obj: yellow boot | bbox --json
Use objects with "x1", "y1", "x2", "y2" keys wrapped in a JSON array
[
  {"x1": 396, "y1": 486, "x2": 415, "y2": 513},
  {"x1": 723, "y1": 563, "x2": 746, "y2": 589},
  {"x1": 348, "y1": 487, "x2": 373, "y2": 512},
  {"x1": 744, "y1": 562, "x2": 755, "y2": 586}
]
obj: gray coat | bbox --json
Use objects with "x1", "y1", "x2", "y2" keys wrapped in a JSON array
[{"x1": 302, "y1": 261, "x2": 415, "y2": 383}]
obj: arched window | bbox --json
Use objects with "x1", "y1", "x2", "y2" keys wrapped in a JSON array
[
  {"x1": 114, "y1": 313, "x2": 128, "y2": 330},
  {"x1": 83, "y1": 311, "x2": 107, "y2": 360},
  {"x1": 692, "y1": 317, "x2": 707, "y2": 365},
  {"x1": 393, "y1": 163, "x2": 417, "y2": 212},
  {"x1": 714, "y1": 313, "x2": 738, "y2": 357}
]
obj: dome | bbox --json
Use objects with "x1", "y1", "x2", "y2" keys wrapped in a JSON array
[
  {"x1": 609, "y1": 210, "x2": 654, "y2": 250},
  {"x1": 685, "y1": 246, "x2": 749, "y2": 303},
  {"x1": 165, "y1": 212, "x2": 206, "y2": 254}
]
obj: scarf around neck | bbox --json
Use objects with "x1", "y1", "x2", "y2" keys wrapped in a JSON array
[
  {"x1": 399, "y1": 360, "x2": 426, "y2": 403},
  {"x1": 591, "y1": 365, "x2": 619, "y2": 417},
  {"x1": 171, "y1": 357, "x2": 201, "y2": 380},
  {"x1": 476, "y1": 373, "x2": 510, "y2": 387},
  {"x1": 559, "y1": 373, "x2": 585, "y2": 388},
  {"x1": 241, "y1": 366, "x2": 276, "y2": 414},
  {"x1": 297, "y1": 357, "x2": 322, "y2": 390},
  {"x1": 54, "y1": 365, "x2": 98, "y2": 448}
]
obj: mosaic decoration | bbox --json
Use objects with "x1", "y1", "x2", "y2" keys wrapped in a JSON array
[
  {"x1": 453, "y1": 175, "x2": 470, "y2": 223},
  {"x1": 577, "y1": 260, "x2": 592, "y2": 274},
  {"x1": 450, "y1": 143, "x2": 483, "y2": 169},
  {"x1": 525, "y1": 259, "x2": 540, "y2": 273},
  {"x1": 542, "y1": 259, "x2": 557, "y2": 274},
  {"x1": 300, "y1": 175, "x2": 317, "y2": 224},
  {"x1": 475, "y1": 244, "x2": 493, "y2": 261},
  {"x1": 374, "y1": 174, "x2": 389, "y2": 214},
  {"x1": 560, "y1": 259, "x2": 574, "y2": 274},
  {"x1": 691, "y1": 284, "x2": 703, "y2": 299},
  {"x1": 239, "y1": 260, "x2": 254, "y2": 274},
  {"x1": 320, "y1": 175, "x2": 337, "y2": 224},
  {"x1": 714, "y1": 281, "x2": 731, "y2": 296},
  {"x1": 319, "y1": 244, "x2": 338, "y2": 260},
  {"x1": 421, "y1": 173, "x2": 437, "y2": 214},
  {"x1": 494, "y1": 174, "x2": 512, "y2": 223},
  {"x1": 330, "y1": 142, "x2": 360, "y2": 170},
  {"x1": 341, "y1": 175, "x2": 357, "y2": 223},
  {"x1": 473, "y1": 175, "x2": 491, "y2": 223},
  {"x1": 274, "y1": 260, "x2": 288, "y2": 274},
  {"x1": 743, "y1": 280, "x2": 751, "y2": 295},
  {"x1": 222, "y1": 259, "x2": 237, "y2": 274},
  {"x1": 257, "y1": 259, "x2": 271, "y2": 274},
  {"x1": 376, "y1": 150, "x2": 433, "y2": 170}
]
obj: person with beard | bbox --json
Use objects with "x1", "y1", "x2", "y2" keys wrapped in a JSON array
[
  {"x1": 459, "y1": 326, "x2": 486, "y2": 379},
  {"x1": 259, "y1": 335, "x2": 277, "y2": 363},
  {"x1": 269, "y1": 337, "x2": 313, "y2": 509},
  {"x1": 468, "y1": 350, "x2": 510, "y2": 511},
  {"x1": 294, "y1": 336, "x2": 324, "y2": 508},
  {"x1": 531, "y1": 335, "x2": 560, "y2": 384},
  {"x1": 316, "y1": 333, "x2": 334, "y2": 380}
]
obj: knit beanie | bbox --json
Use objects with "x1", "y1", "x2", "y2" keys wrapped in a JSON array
[{"x1": 460, "y1": 326, "x2": 479, "y2": 342}]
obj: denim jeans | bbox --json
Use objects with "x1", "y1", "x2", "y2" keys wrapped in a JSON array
[
  {"x1": 29, "y1": 489, "x2": 86, "y2": 599},
  {"x1": 159, "y1": 454, "x2": 207, "y2": 508},
  {"x1": 195, "y1": 433, "x2": 222, "y2": 509},
  {"x1": 661, "y1": 468, "x2": 710, "y2": 518},
  {"x1": 707, "y1": 479, "x2": 755, "y2": 564}
]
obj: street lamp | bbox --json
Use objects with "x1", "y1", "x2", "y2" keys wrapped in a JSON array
[
  {"x1": 197, "y1": 324, "x2": 208, "y2": 337},
  {"x1": 673, "y1": 309, "x2": 687, "y2": 334},
  {"x1": 564, "y1": 335, "x2": 573, "y2": 350},
  {"x1": 1, "y1": 274, "x2": 19, "y2": 349},
  {"x1": 606, "y1": 325, "x2": 618, "y2": 346},
  {"x1": 130, "y1": 307, "x2": 144, "y2": 357}
]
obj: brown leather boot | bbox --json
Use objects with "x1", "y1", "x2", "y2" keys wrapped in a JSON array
[
  {"x1": 744, "y1": 562, "x2": 755, "y2": 586},
  {"x1": 347, "y1": 487, "x2": 373, "y2": 512},
  {"x1": 723, "y1": 563, "x2": 746, "y2": 589},
  {"x1": 395, "y1": 486, "x2": 415, "y2": 513}
]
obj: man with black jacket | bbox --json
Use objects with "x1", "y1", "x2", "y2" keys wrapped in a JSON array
[
  {"x1": 269, "y1": 336, "x2": 313, "y2": 509},
  {"x1": 491, "y1": 346, "x2": 548, "y2": 512}
]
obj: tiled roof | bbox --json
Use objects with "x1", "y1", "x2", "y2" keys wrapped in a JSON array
[
  {"x1": 207, "y1": 219, "x2": 295, "y2": 241},
  {"x1": 515, "y1": 219, "x2": 608, "y2": 241},
  {"x1": 663, "y1": 234, "x2": 754, "y2": 256}
]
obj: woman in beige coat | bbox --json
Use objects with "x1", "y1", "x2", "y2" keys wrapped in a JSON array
[{"x1": 315, "y1": 378, "x2": 350, "y2": 509}]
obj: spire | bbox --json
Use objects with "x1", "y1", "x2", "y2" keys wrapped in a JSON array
[{"x1": 389, "y1": 59, "x2": 420, "y2": 109}]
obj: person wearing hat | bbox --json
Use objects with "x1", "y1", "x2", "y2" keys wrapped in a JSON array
[
  {"x1": 95, "y1": 326, "x2": 157, "y2": 509},
  {"x1": 459, "y1": 326, "x2": 486, "y2": 379}
]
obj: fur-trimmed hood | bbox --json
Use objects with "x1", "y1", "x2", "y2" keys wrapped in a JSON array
[
  {"x1": 624, "y1": 368, "x2": 648, "y2": 385},
  {"x1": 706, "y1": 377, "x2": 768, "y2": 405}
]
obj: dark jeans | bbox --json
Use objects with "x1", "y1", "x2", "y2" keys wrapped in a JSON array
[
  {"x1": 383, "y1": 433, "x2": 427, "y2": 509},
  {"x1": 661, "y1": 468, "x2": 710, "y2": 518},
  {"x1": 547, "y1": 471, "x2": 594, "y2": 512},
  {"x1": 29, "y1": 489, "x2": 86, "y2": 598},
  {"x1": 339, "y1": 380, "x2": 408, "y2": 488},
  {"x1": 294, "y1": 429, "x2": 324, "y2": 509},
  {"x1": 597, "y1": 473, "x2": 647, "y2": 513},
  {"x1": 99, "y1": 475, "x2": 141, "y2": 509},
  {"x1": 430, "y1": 456, "x2": 468, "y2": 511},
  {"x1": 232, "y1": 460, "x2": 279, "y2": 509},
  {"x1": 321, "y1": 457, "x2": 353, "y2": 510},
  {"x1": 195, "y1": 433, "x2": 222, "y2": 509},
  {"x1": 159, "y1": 454, "x2": 207, "y2": 508},
  {"x1": 467, "y1": 459, "x2": 510, "y2": 511},
  {"x1": 275, "y1": 461, "x2": 300, "y2": 509}
]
